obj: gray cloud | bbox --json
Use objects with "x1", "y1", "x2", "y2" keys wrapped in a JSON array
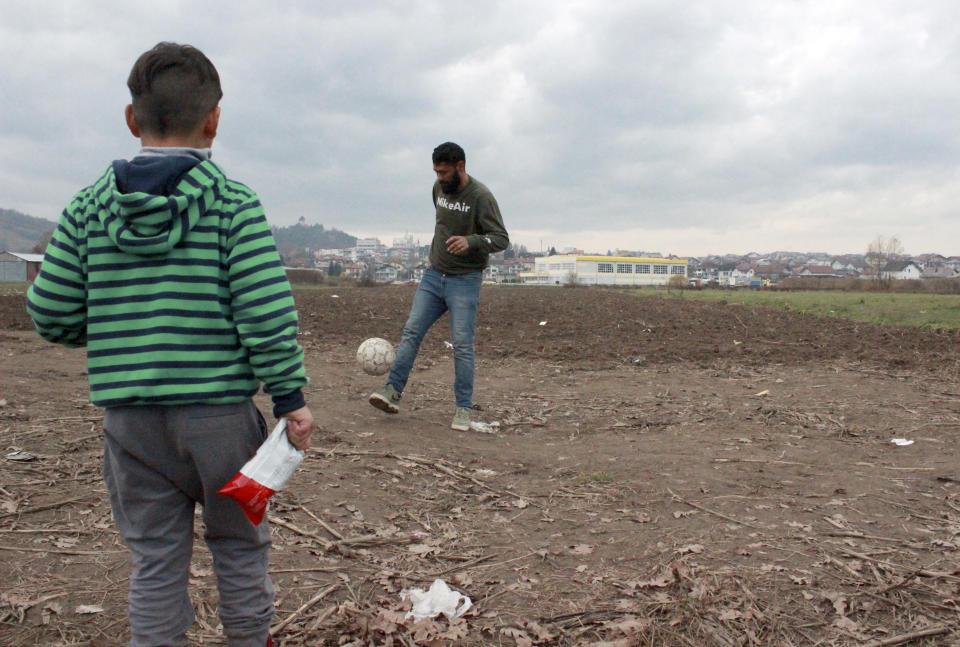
[{"x1": 2, "y1": 0, "x2": 959, "y2": 256}]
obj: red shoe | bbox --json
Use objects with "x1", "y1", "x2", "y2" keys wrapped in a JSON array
[{"x1": 266, "y1": 635, "x2": 274, "y2": 647}]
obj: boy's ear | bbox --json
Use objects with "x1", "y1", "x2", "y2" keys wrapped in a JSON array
[
  {"x1": 203, "y1": 106, "x2": 221, "y2": 140},
  {"x1": 125, "y1": 104, "x2": 141, "y2": 138}
]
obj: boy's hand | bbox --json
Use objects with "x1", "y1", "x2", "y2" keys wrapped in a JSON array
[{"x1": 282, "y1": 406, "x2": 315, "y2": 450}]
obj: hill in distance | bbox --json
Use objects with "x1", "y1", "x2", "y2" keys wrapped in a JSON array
[
  {"x1": 272, "y1": 220, "x2": 356, "y2": 250},
  {"x1": 0, "y1": 208, "x2": 56, "y2": 253},
  {"x1": 1, "y1": 207, "x2": 357, "y2": 255}
]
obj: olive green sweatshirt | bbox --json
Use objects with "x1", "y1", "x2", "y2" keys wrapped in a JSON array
[{"x1": 428, "y1": 176, "x2": 509, "y2": 274}]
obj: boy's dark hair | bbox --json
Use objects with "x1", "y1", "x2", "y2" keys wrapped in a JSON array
[
  {"x1": 127, "y1": 42, "x2": 222, "y2": 137},
  {"x1": 432, "y1": 142, "x2": 466, "y2": 165}
]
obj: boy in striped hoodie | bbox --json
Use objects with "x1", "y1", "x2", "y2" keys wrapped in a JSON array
[{"x1": 26, "y1": 42, "x2": 312, "y2": 647}]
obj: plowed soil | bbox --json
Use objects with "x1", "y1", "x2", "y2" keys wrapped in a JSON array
[{"x1": 2, "y1": 285, "x2": 960, "y2": 646}]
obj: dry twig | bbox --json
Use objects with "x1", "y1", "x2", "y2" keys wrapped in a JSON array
[
  {"x1": 0, "y1": 494, "x2": 94, "y2": 520},
  {"x1": 298, "y1": 504, "x2": 344, "y2": 540},
  {"x1": 666, "y1": 488, "x2": 762, "y2": 529},
  {"x1": 269, "y1": 515, "x2": 336, "y2": 551},
  {"x1": 858, "y1": 625, "x2": 951, "y2": 647},
  {"x1": 271, "y1": 583, "x2": 340, "y2": 634}
]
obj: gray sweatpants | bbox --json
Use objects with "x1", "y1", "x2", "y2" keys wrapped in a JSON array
[{"x1": 103, "y1": 401, "x2": 274, "y2": 647}]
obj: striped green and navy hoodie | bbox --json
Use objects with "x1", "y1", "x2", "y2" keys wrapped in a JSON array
[{"x1": 26, "y1": 156, "x2": 308, "y2": 416}]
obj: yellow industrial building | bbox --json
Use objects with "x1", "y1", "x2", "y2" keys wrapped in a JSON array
[{"x1": 519, "y1": 254, "x2": 688, "y2": 286}]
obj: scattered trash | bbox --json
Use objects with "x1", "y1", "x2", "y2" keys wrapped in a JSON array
[
  {"x1": 401, "y1": 578, "x2": 472, "y2": 621},
  {"x1": 890, "y1": 438, "x2": 914, "y2": 446},
  {"x1": 469, "y1": 420, "x2": 499, "y2": 434},
  {"x1": 410, "y1": 531, "x2": 431, "y2": 538},
  {"x1": 733, "y1": 340, "x2": 742, "y2": 345},
  {"x1": 539, "y1": 321, "x2": 547, "y2": 326},
  {"x1": 74, "y1": 605, "x2": 104, "y2": 615},
  {"x1": 331, "y1": 294, "x2": 339, "y2": 298},
  {"x1": 5, "y1": 450, "x2": 36, "y2": 462},
  {"x1": 754, "y1": 390, "x2": 769, "y2": 397},
  {"x1": 444, "y1": 341, "x2": 454, "y2": 349}
]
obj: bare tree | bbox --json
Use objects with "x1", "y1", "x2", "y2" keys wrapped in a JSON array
[
  {"x1": 357, "y1": 264, "x2": 377, "y2": 287},
  {"x1": 865, "y1": 235, "x2": 904, "y2": 289},
  {"x1": 667, "y1": 274, "x2": 687, "y2": 294},
  {"x1": 32, "y1": 229, "x2": 53, "y2": 254}
]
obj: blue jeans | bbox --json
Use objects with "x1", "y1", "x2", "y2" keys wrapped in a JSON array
[{"x1": 388, "y1": 267, "x2": 483, "y2": 408}]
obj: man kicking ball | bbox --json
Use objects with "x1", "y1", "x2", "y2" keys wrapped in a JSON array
[{"x1": 369, "y1": 142, "x2": 508, "y2": 431}]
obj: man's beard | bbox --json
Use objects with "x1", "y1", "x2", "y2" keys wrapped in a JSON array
[{"x1": 440, "y1": 170, "x2": 461, "y2": 194}]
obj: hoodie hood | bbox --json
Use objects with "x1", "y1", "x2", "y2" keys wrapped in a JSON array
[{"x1": 94, "y1": 158, "x2": 225, "y2": 256}]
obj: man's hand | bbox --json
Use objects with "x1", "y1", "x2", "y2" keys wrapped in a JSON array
[
  {"x1": 281, "y1": 406, "x2": 315, "y2": 450},
  {"x1": 446, "y1": 235, "x2": 470, "y2": 255}
]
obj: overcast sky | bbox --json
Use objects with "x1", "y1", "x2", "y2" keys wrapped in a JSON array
[{"x1": 3, "y1": 1, "x2": 960, "y2": 257}]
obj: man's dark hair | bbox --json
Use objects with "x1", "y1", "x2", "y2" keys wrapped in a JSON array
[
  {"x1": 127, "y1": 42, "x2": 222, "y2": 137},
  {"x1": 432, "y1": 142, "x2": 465, "y2": 165}
]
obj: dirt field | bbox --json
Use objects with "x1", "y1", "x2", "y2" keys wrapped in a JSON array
[{"x1": 2, "y1": 285, "x2": 960, "y2": 646}]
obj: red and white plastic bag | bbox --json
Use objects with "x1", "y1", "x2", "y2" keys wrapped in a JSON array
[{"x1": 218, "y1": 418, "x2": 305, "y2": 525}]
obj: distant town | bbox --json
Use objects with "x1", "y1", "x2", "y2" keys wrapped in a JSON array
[
  {"x1": 280, "y1": 232, "x2": 960, "y2": 287},
  {"x1": 2, "y1": 208, "x2": 958, "y2": 286}
]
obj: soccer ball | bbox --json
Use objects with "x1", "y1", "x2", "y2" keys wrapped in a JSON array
[{"x1": 356, "y1": 337, "x2": 396, "y2": 376}]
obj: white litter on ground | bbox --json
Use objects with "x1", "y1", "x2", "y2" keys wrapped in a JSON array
[
  {"x1": 5, "y1": 450, "x2": 36, "y2": 462},
  {"x1": 401, "y1": 578, "x2": 472, "y2": 621},
  {"x1": 469, "y1": 421, "x2": 499, "y2": 434}
]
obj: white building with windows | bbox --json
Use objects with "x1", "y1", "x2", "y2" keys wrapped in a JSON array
[
  {"x1": 520, "y1": 255, "x2": 687, "y2": 286},
  {"x1": 355, "y1": 238, "x2": 382, "y2": 257},
  {"x1": 391, "y1": 234, "x2": 417, "y2": 249}
]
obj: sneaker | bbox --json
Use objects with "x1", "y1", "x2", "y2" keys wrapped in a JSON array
[
  {"x1": 451, "y1": 407, "x2": 472, "y2": 431},
  {"x1": 369, "y1": 384, "x2": 401, "y2": 413}
]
